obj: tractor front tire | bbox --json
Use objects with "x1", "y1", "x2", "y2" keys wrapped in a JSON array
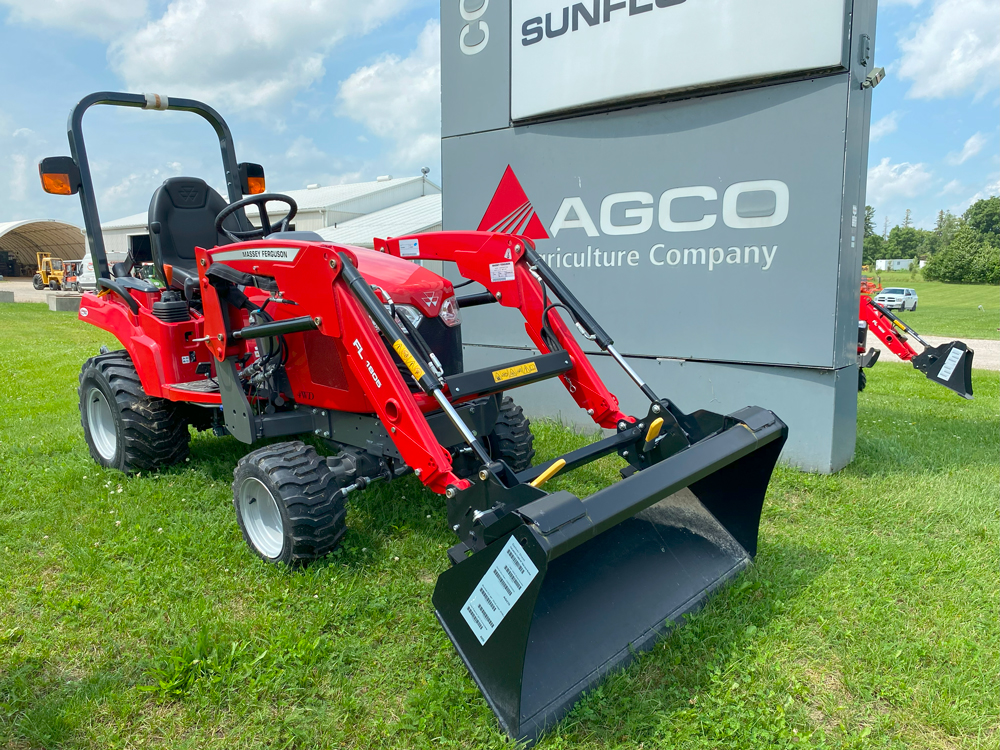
[
  {"x1": 485, "y1": 396, "x2": 536, "y2": 472},
  {"x1": 233, "y1": 442, "x2": 347, "y2": 566},
  {"x1": 858, "y1": 367, "x2": 867, "y2": 392},
  {"x1": 79, "y1": 351, "x2": 190, "y2": 473},
  {"x1": 49, "y1": 279, "x2": 60, "y2": 291},
  {"x1": 32, "y1": 273, "x2": 44, "y2": 290}
]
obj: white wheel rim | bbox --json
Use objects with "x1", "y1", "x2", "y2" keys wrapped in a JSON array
[
  {"x1": 238, "y1": 477, "x2": 284, "y2": 558},
  {"x1": 87, "y1": 387, "x2": 118, "y2": 461}
]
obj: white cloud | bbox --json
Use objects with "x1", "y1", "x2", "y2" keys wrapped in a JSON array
[
  {"x1": 897, "y1": 0, "x2": 1000, "y2": 100},
  {"x1": 952, "y1": 175, "x2": 1000, "y2": 213},
  {"x1": 0, "y1": 0, "x2": 147, "y2": 40},
  {"x1": 940, "y1": 178, "x2": 963, "y2": 195},
  {"x1": 108, "y1": 0, "x2": 409, "y2": 116},
  {"x1": 337, "y1": 20, "x2": 440, "y2": 170},
  {"x1": 867, "y1": 157, "x2": 934, "y2": 204},
  {"x1": 869, "y1": 112, "x2": 901, "y2": 143},
  {"x1": 946, "y1": 132, "x2": 988, "y2": 165}
]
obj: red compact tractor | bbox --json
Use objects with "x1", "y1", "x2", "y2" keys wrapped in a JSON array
[
  {"x1": 40, "y1": 92, "x2": 788, "y2": 744},
  {"x1": 857, "y1": 276, "x2": 973, "y2": 398}
]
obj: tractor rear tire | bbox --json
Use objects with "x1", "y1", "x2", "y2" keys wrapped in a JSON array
[
  {"x1": 32, "y1": 274, "x2": 44, "y2": 290},
  {"x1": 233, "y1": 442, "x2": 347, "y2": 566},
  {"x1": 79, "y1": 351, "x2": 190, "y2": 473},
  {"x1": 858, "y1": 367, "x2": 867, "y2": 392},
  {"x1": 485, "y1": 396, "x2": 536, "y2": 472}
]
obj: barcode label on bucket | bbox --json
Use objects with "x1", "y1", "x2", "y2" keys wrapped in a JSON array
[
  {"x1": 936, "y1": 347, "x2": 964, "y2": 382},
  {"x1": 460, "y1": 536, "x2": 539, "y2": 646}
]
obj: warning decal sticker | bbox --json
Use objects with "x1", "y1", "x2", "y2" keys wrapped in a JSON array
[
  {"x1": 392, "y1": 340, "x2": 425, "y2": 381},
  {"x1": 492, "y1": 362, "x2": 538, "y2": 384},
  {"x1": 461, "y1": 536, "x2": 539, "y2": 646},
  {"x1": 489, "y1": 261, "x2": 516, "y2": 283},
  {"x1": 936, "y1": 347, "x2": 964, "y2": 382}
]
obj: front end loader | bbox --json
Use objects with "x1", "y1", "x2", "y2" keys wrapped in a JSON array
[
  {"x1": 858, "y1": 280, "x2": 974, "y2": 398},
  {"x1": 41, "y1": 91, "x2": 788, "y2": 744}
]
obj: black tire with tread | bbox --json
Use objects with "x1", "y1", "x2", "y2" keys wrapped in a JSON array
[
  {"x1": 233, "y1": 442, "x2": 347, "y2": 566},
  {"x1": 79, "y1": 351, "x2": 190, "y2": 472},
  {"x1": 32, "y1": 273, "x2": 44, "y2": 290},
  {"x1": 858, "y1": 367, "x2": 867, "y2": 392},
  {"x1": 485, "y1": 396, "x2": 535, "y2": 472}
]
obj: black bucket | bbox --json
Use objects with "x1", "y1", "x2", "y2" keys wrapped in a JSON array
[
  {"x1": 433, "y1": 407, "x2": 787, "y2": 744},
  {"x1": 913, "y1": 341, "x2": 974, "y2": 399}
]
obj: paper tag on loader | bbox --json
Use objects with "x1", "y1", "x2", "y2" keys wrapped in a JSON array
[
  {"x1": 461, "y1": 536, "x2": 539, "y2": 645},
  {"x1": 399, "y1": 239, "x2": 420, "y2": 258},
  {"x1": 489, "y1": 261, "x2": 516, "y2": 283},
  {"x1": 936, "y1": 347, "x2": 964, "y2": 382}
]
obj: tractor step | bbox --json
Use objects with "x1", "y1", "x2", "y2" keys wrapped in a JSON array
[
  {"x1": 168, "y1": 379, "x2": 220, "y2": 393},
  {"x1": 446, "y1": 351, "x2": 573, "y2": 400}
]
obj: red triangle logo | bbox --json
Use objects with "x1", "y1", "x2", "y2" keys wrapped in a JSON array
[{"x1": 478, "y1": 165, "x2": 550, "y2": 240}]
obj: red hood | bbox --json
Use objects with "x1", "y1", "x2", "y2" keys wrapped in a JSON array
[{"x1": 352, "y1": 246, "x2": 453, "y2": 318}]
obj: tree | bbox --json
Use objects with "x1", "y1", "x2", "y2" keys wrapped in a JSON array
[
  {"x1": 923, "y1": 224, "x2": 1000, "y2": 284},
  {"x1": 903, "y1": 208, "x2": 913, "y2": 228},
  {"x1": 863, "y1": 233, "x2": 884, "y2": 266},
  {"x1": 933, "y1": 210, "x2": 960, "y2": 247},
  {"x1": 886, "y1": 225, "x2": 926, "y2": 259},
  {"x1": 963, "y1": 196, "x2": 1000, "y2": 243},
  {"x1": 864, "y1": 205, "x2": 876, "y2": 238}
]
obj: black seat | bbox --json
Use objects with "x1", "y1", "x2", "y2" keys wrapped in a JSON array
[{"x1": 147, "y1": 177, "x2": 248, "y2": 296}]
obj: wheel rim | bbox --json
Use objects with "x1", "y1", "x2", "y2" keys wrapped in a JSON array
[
  {"x1": 238, "y1": 477, "x2": 284, "y2": 558},
  {"x1": 86, "y1": 387, "x2": 118, "y2": 461}
]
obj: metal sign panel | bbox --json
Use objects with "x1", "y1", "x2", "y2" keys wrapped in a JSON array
[
  {"x1": 511, "y1": 0, "x2": 849, "y2": 120},
  {"x1": 447, "y1": 77, "x2": 856, "y2": 368}
]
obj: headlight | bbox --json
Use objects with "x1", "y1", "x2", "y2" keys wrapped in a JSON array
[
  {"x1": 394, "y1": 304, "x2": 424, "y2": 330},
  {"x1": 439, "y1": 295, "x2": 461, "y2": 328}
]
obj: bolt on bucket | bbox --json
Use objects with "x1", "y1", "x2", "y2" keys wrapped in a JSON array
[{"x1": 433, "y1": 406, "x2": 787, "y2": 744}]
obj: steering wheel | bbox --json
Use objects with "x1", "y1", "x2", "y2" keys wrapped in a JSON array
[{"x1": 215, "y1": 193, "x2": 298, "y2": 243}]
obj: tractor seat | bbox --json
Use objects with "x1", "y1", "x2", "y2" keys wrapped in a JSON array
[{"x1": 147, "y1": 177, "x2": 248, "y2": 297}]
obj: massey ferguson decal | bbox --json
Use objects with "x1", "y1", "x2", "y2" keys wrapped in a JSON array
[{"x1": 482, "y1": 167, "x2": 787, "y2": 274}]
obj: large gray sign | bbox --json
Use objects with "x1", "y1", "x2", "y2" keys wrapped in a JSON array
[{"x1": 441, "y1": 0, "x2": 878, "y2": 472}]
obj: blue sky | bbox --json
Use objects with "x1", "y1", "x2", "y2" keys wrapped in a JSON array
[{"x1": 0, "y1": 0, "x2": 996, "y2": 231}]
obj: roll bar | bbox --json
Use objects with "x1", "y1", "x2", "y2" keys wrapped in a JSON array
[{"x1": 66, "y1": 92, "x2": 244, "y2": 281}]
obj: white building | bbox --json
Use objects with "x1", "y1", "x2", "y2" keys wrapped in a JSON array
[{"x1": 875, "y1": 258, "x2": 925, "y2": 271}]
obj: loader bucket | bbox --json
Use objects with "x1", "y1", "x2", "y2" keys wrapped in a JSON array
[
  {"x1": 912, "y1": 341, "x2": 974, "y2": 399},
  {"x1": 433, "y1": 406, "x2": 787, "y2": 745}
]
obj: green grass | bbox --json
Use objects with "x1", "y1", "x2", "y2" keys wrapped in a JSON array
[
  {"x1": 1, "y1": 302, "x2": 998, "y2": 749},
  {"x1": 868, "y1": 270, "x2": 999, "y2": 340}
]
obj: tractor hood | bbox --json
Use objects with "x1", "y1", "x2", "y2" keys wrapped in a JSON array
[{"x1": 354, "y1": 246, "x2": 455, "y2": 318}]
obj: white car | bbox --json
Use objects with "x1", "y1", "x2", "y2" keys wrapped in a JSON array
[{"x1": 874, "y1": 287, "x2": 918, "y2": 311}]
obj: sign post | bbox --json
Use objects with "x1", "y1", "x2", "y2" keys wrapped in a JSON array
[{"x1": 442, "y1": 0, "x2": 879, "y2": 472}]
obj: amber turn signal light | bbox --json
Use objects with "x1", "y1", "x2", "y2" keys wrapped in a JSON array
[{"x1": 38, "y1": 156, "x2": 81, "y2": 196}]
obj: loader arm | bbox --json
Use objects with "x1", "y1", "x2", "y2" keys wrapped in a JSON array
[
  {"x1": 195, "y1": 242, "x2": 470, "y2": 495},
  {"x1": 860, "y1": 296, "x2": 919, "y2": 361},
  {"x1": 860, "y1": 295, "x2": 974, "y2": 398},
  {"x1": 375, "y1": 231, "x2": 631, "y2": 429}
]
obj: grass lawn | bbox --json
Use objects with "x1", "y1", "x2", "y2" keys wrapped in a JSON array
[
  {"x1": 867, "y1": 270, "x2": 999, "y2": 341},
  {"x1": 1, "y1": 302, "x2": 998, "y2": 750}
]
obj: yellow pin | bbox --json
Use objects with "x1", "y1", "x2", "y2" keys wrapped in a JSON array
[
  {"x1": 530, "y1": 458, "x2": 567, "y2": 489},
  {"x1": 644, "y1": 417, "x2": 664, "y2": 445}
]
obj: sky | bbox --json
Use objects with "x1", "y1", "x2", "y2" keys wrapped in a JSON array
[{"x1": 0, "y1": 0, "x2": 996, "y2": 231}]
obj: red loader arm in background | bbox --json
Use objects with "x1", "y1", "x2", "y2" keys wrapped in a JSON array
[
  {"x1": 860, "y1": 295, "x2": 919, "y2": 361},
  {"x1": 374, "y1": 231, "x2": 632, "y2": 430}
]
